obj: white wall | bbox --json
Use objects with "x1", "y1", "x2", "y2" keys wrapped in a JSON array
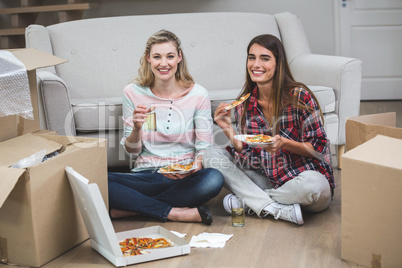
[{"x1": 84, "y1": 0, "x2": 335, "y2": 56}]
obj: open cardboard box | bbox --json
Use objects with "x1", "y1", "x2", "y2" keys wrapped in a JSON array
[
  {"x1": 345, "y1": 112, "x2": 402, "y2": 151},
  {"x1": 342, "y1": 113, "x2": 402, "y2": 267},
  {"x1": 0, "y1": 49, "x2": 108, "y2": 267},
  {"x1": 66, "y1": 167, "x2": 190, "y2": 266}
]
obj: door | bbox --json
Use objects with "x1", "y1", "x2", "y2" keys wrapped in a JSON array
[{"x1": 333, "y1": 0, "x2": 402, "y2": 100}]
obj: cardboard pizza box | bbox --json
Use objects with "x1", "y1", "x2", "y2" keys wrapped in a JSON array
[
  {"x1": 341, "y1": 135, "x2": 402, "y2": 267},
  {"x1": 65, "y1": 167, "x2": 190, "y2": 266},
  {"x1": 0, "y1": 48, "x2": 108, "y2": 267}
]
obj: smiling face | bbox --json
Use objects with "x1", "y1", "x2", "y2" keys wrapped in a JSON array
[
  {"x1": 247, "y1": 43, "x2": 277, "y2": 88},
  {"x1": 147, "y1": 41, "x2": 182, "y2": 83}
]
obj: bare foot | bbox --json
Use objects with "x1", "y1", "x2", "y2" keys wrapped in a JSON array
[
  {"x1": 110, "y1": 208, "x2": 139, "y2": 219},
  {"x1": 167, "y1": 207, "x2": 202, "y2": 223}
]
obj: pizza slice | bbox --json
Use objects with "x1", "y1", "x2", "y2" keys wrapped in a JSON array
[
  {"x1": 119, "y1": 237, "x2": 174, "y2": 256},
  {"x1": 245, "y1": 134, "x2": 273, "y2": 143},
  {"x1": 225, "y1": 93, "x2": 251, "y2": 110},
  {"x1": 159, "y1": 162, "x2": 194, "y2": 173}
]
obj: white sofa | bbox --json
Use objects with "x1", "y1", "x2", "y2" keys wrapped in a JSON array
[{"x1": 25, "y1": 12, "x2": 362, "y2": 169}]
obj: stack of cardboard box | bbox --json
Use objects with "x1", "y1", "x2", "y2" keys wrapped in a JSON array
[
  {"x1": 342, "y1": 113, "x2": 402, "y2": 267},
  {"x1": 0, "y1": 49, "x2": 108, "y2": 267}
]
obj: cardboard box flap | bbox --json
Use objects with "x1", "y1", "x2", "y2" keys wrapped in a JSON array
[
  {"x1": 0, "y1": 133, "x2": 62, "y2": 167},
  {"x1": 343, "y1": 135, "x2": 402, "y2": 169},
  {"x1": 0, "y1": 167, "x2": 25, "y2": 208},
  {"x1": 349, "y1": 112, "x2": 396, "y2": 127},
  {"x1": 346, "y1": 112, "x2": 402, "y2": 151},
  {"x1": 65, "y1": 167, "x2": 123, "y2": 263},
  {"x1": 9, "y1": 48, "x2": 67, "y2": 71}
]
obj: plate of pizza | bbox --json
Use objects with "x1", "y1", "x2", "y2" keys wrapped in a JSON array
[
  {"x1": 158, "y1": 161, "x2": 198, "y2": 174},
  {"x1": 119, "y1": 237, "x2": 174, "y2": 256},
  {"x1": 234, "y1": 134, "x2": 274, "y2": 146},
  {"x1": 224, "y1": 93, "x2": 251, "y2": 111}
]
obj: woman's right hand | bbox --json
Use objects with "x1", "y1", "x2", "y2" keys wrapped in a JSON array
[
  {"x1": 132, "y1": 104, "x2": 149, "y2": 129},
  {"x1": 214, "y1": 103, "x2": 233, "y2": 130}
]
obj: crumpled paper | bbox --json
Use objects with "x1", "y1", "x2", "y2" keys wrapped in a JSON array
[
  {"x1": 170, "y1": 231, "x2": 186, "y2": 238},
  {"x1": 11, "y1": 150, "x2": 47, "y2": 169},
  {"x1": 189, "y1": 232, "x2": 233, "y2": 248}
]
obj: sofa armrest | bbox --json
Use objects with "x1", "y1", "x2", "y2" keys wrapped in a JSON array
[
  {"x1": 25, "y1": 25, "x2": 56, "y2": 74},
  {"x1": 37, "y1": 71, "x2": 76, "y2": 136},
  {"x1": 290, "y1": 54, "x2": 362, "y2": 145}
]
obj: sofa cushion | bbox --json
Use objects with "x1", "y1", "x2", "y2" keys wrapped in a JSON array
[
  {"x1": 72, "y1": 97, "x2": 122, "y2": 132},
  {"x1": 309, "y1": 85, "x2": 335, "y2": 113}
]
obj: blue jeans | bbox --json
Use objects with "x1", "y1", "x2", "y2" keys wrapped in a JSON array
[{"x1": 108, "y1": 168, "x2": 224, "y2": 221}]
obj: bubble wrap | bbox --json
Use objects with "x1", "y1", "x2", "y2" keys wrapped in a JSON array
[{"x1": 0, "y1": 50, "x2": 33, "y2": 119}]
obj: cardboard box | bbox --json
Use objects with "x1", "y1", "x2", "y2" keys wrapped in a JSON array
[
  {"x1": 345, "y1": 112, "x2": 402, "y2": 151},
  {"x1": 66, "y1": 167, "x2": 190, "y2": 266},
  {"x1": 341, "y1": 135, "x2": 402, "y2": 267},
  {"x1": 0, "y1": 49, "x2": 108, "y2": 267}
]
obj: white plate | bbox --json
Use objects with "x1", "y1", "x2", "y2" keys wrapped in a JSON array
[
  {"x1": 234, "y1": 134, "x2": 274, "y2": 146},
  {"x1": 157, "y1": 160, "x2": 198, "y2": 174}
]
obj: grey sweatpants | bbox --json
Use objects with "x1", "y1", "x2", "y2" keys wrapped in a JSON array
[{"x1": 203, "y1": 146, "x2": 332, "y2": 216}]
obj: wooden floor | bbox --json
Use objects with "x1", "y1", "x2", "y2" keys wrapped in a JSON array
[{"x1": 10, "y1": 168, "x2": 361, "y2": 268}]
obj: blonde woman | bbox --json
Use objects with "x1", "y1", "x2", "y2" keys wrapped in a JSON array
[{"x1": 108, "y1": 30, "x2": 224, "y2": 224}]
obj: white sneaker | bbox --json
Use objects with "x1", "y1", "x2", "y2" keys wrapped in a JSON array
[
  {"x1": 262, "y1": 202, "x2": 304, "y2": 225},
  {"x1": 222, "y1": 194, "x2": 254, "y2": 215}
]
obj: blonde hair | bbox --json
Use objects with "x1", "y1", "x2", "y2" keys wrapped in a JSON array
[{"x1": 134, "y1": 29, "x2": 194, "y2": 87}]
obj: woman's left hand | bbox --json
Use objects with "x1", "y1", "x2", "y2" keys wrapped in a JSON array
[
  {"x1": 163, "y1": 173, "x2": 189, "y2": 180},
  {"x1": 163, "y1": 159, "x2": 202, "y2": 180},
  {"x1": 260, "y1": 135, "x2": 285, "y2": 154},
  {"x1": 164, "y1": 166, "x2": 201, "y2": 180}
]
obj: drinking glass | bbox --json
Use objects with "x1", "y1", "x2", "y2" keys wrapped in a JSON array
[
  {"x1": 144, "y1": 103, "x2": 156, "y2": 131},
  {"x1": 230, "y1": 195, "x2": 245, "y2": 227}
]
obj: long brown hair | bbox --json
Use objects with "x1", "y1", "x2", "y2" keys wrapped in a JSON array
[
  {"x1": 239, "y1": 34, "x2": 323, "y2": 133},
  {"x1": 134, "y1": 29, "x2": 194, "y2": 87}
]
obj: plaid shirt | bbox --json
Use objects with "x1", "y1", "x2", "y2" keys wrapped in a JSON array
[{"x1": 227, "y1": 86, "x2": 335, "y2": 190}]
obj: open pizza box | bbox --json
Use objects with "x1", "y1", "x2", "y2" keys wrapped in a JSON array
[{"x1": 65, "y1": 166, "x2": 191, "y2": 267}]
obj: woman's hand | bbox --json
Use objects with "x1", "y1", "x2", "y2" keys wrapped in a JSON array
[
  {"x1": 163, "y1": 166, "x2": 200, "y2": 180},
  {"x1": 132, "y1": 104, "x2": 149, "y2": 129},
  {"x1": 260, "y1": 135, "x2": 284, "y2": 154},
  {"x1": 214, "y1": 103, "x2": 244, "y2": 152},
  {"x1": 124, "y1": 104, "x2": 150, "y2": 154},
  {"x1": 261, "y1": 134, "x2": 316, "y2": 158},
  {"x1": 163, "y1": 173, "x2": 189, "y2": 180},
  {"x1": 214, "y1": 103, "x2": 232, "y2": 130},
  {"x1": 163, "y1": 157, "x2": 203, "y2": 180}
]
